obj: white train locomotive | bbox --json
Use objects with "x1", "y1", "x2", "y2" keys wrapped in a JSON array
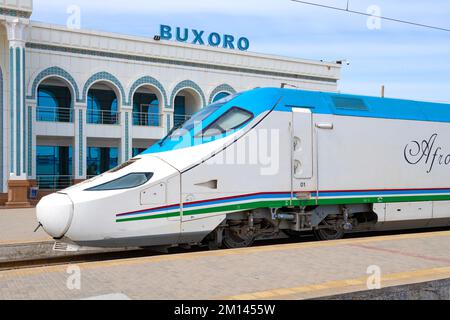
[{"x1": 37, "y1": 88, "x2": 450, "y2": 249}]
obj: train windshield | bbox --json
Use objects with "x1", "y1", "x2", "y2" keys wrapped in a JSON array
[
  {"x1": 160, "y1": 93, "x2": 241, "y2": 144},
  {"x1": 197, "y1": 107, "x2": 254, "y2": 138},
  {"x1": 86, "y1": 173, "x2": 154, "y2": 191}
]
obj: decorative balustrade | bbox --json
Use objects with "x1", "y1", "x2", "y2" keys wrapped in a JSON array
[
  {"x1": 132, "y1": 112, "x2": 163, "y2": 127},
  {"x1": 36, "y1": 175, "x2": 74, "y2": 190},
  {"x1": 87, "y1": 110, "x2": 120, "y2": 125},
  {"x1": 36, "y1": 106, "x2": 73, "y2": 123}
]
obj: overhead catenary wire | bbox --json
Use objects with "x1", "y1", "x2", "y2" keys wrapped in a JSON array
[{"x1": 290, "y1": 0, "x2": 450, "y2": 32}]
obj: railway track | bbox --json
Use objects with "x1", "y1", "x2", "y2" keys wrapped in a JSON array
[{"x1": 1, "y1": 226, "x2": 449, "y2": 272}]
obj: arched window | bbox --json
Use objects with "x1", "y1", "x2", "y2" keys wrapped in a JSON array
[
  {"x1": 212, "y1": 92, "x2": 231, "y2": 103},
  {"x1": 38, "y1": 89, "x2": 58, "y2": 108},
  {"x1": 173, "y1": 89, "x2": 202, "y2": 128},
  {"x1": 132, "y1": 90, "x2": 160, "y2": 127},
  {"x1": 37, "y1": 83, "x2": 72, "y2": 122},
  {"x1": 87, "y1": 85, "x2": 119, "y2": 125}
]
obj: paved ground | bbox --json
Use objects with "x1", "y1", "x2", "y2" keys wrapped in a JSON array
[
  {"x1": 0, "y1": 208, "x2": 51, "y2": 244},
  {"x1": 0, "y1": 230, "x2": 449, "y2": 300}
]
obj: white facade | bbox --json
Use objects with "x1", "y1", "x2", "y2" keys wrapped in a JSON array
[{"x1": 0, "y1": 0, "x2": 341, "y2": 202}]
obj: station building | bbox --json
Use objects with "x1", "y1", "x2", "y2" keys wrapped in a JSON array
[{"x1": 0, "y1": 0, "x2": 341, "y2": 206}]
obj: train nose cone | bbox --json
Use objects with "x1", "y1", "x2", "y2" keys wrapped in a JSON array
[{"x1": 36, "y1": 193, "x2": 74, "y2": 238}]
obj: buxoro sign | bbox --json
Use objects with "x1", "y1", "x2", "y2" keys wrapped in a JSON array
[{"x1": 157, "y1": 25, "x2": 250, "y2": 51}]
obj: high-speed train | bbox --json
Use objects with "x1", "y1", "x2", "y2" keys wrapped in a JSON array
[{"x1": 37, "y1": 88, "x2": 450, "y2": 249}]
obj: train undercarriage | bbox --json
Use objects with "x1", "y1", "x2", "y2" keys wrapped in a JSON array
[{"x1": 204, "y1": 204, "x2": 379, "y2": 249}]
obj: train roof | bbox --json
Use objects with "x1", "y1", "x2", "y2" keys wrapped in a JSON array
[
  {"x1": 145, "y1": 87, "x2": 450, "y2": 154},
  {"x1": 270, "y1": 87, "x2": 450, "y2": 123}
]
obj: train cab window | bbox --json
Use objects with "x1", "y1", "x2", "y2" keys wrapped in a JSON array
[
  {"x1": 199, "y1": 107, "x2": 253, "y2": 138},
  {"x1": 86, "y1": 172, "x2": 153, "y2": 191},
  {"x1": 173, "y1": 94, "x2": 240, "y2": 135},
  {"x1": 159, "y1": 93, "x2": 242, "y2": 146}
]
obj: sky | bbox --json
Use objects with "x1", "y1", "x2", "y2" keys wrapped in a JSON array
[{"x1": 31, "y1": 0, "x2": 450, "y2": 103}]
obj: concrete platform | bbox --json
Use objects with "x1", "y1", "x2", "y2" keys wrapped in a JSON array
[
  {"x1": 0, "y1": 208, "x2": 138, "y2": 264},
  {"x1": 0, "y1": 229, "x2": 449, "y2": 300},
  {"x1": 0, "y1": 208, "x2": 50, "y2": 245},
  {"x1": 0, "y1": 208, "x2": 55, "y2": 264}
]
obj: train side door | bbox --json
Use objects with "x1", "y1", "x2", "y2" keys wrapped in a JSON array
[
  {"x1": 292, "y1": 108, "x2": 315, "y2": 197},
  {"x1": 138, "y1": 172, "x2": 182, "y2": 245}
]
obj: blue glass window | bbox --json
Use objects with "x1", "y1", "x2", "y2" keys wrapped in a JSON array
[
  {"x1": 198, "y1": 107, "x2": 254, "y2": 138},
  {"x1": 174, "y1": 96, "x2": 186, "y2": 128},
  {"x1": 86, "y1": 173, "x2": 153, "y2": 191},
  {"x1": 87, "y1": 147, "x2": 119, "y2": 176},
  {"x1": 87, "y1": 89, "x2": 118, "y2": 124},
  {"x1": 37, "y1": 85, "x2": 72, "y2": 122},
  {"x1": 159, "y1": 93, "x2": 240, "y2": 146},
  {"x1": 36, "y1": 146, "x2": 73, "y2": 189},
  {"x1": 212, "y1": 92, "x2": 230, "y2": 103},
  {"x1": 132, "y1": 92, "x2": 159, "y2": 126},
  {"x1": 132, "y1": 148, "x2": 146, "y2": 157}
]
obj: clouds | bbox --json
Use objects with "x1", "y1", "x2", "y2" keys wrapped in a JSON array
[{"x1": 31, "y1": 0, "x2": 450, "y2": 102}]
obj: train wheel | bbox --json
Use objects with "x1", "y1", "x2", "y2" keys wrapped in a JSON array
[
  {"x1": 222, "y1": 228, "x2": 255, "y2": 249},
  {"x1": 313, "y1": 227, "x2": 345, "y2": 241}
]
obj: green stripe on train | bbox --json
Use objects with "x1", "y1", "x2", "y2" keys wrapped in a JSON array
[{"x1": 115, "y1": 194, "x2": 450, "y2": 223}]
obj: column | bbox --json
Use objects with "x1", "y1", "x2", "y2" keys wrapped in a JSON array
[
  {"x1": 163, "y1": 109, "x2": 174, "y2": 134},
  {"x1": 0, "y1": 55, "x2": 5, "y2": 195},
  {"x1": 120, "y1": 106, "x2": 133, "y2": 163},
  {"x1": 26, "y1": 99, "x2": 37, "y2": 185},
  {"x1": 4, "y1": 18, "x2": 30, "y2": 207},
  {"x1": 74, "y1": 103, "x2": 87, "y2": 184}
]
